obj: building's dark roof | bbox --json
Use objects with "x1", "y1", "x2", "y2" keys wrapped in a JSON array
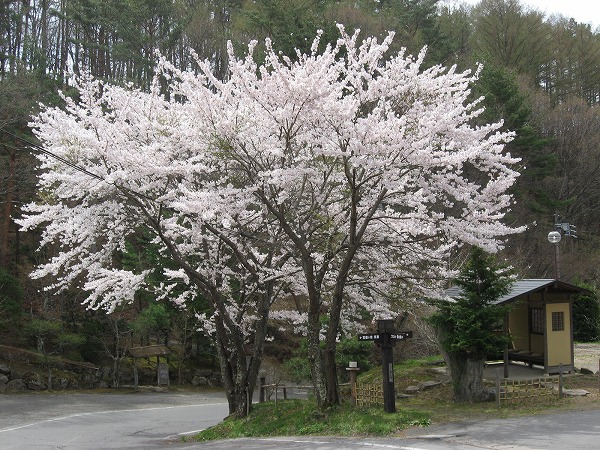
[{"x1": 444, "y1": 279, "x2": 587, "y2": 305}]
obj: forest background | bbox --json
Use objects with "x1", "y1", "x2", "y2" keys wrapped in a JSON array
[{"x1": 2, "y1": 0, "x2": 600, "y2": 383}]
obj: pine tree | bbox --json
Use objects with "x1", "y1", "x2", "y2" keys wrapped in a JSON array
[{"x1": 430, "y1": 247, "x2": 513, "y2": 402}]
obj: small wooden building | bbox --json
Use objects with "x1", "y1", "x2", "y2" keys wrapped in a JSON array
[
  {"x1": 446, "y1": 279, "x2": 587, "y2": 374},
  {"x1": 128, "y1": 344, "x2": 171, "y2": 387}
]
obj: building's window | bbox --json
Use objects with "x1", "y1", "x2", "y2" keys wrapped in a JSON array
[
  {"x1": 531, "y1": 308, "x2": 544, "y2": 334},
  {"x1": 552, "y1": 311, "x2": 565, "y2": 332}
]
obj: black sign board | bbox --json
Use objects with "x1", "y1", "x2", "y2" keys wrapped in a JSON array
[
  {"x1": 358, "y1": 333, "x2": 380, "y2": 341},
  {"x1": 358, "y1": 321, "x2": 414, "y2": 414},
  {"x1": 358, "y1": 331, "x2": 413, "y2": 342},
  {"x1": 390, "y1": 331, "x2": 413, "y2": 341}
]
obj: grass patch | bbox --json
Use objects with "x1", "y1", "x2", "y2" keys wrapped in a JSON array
[
  {"x1": 192, "y1": 400, "x2": 430, "y2": 441},
  {"x1": 190, "y1": 356, "x2": 600, "y2": 442}
]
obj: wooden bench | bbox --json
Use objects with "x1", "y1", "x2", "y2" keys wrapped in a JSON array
[{"x1": 508, "y1": 350, "x2": 544, "y2": 368}]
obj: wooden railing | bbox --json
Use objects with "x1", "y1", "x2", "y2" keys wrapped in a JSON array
[
  {"x1": 259, "y1": 382, "x2": 315, "y2": 404},
  {"x1": 258, "y1": 378, "x2": 354, "y2": 405}
]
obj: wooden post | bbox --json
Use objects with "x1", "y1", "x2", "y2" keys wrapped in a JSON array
[
  {"x1": 496, "y1": 369, "x2": 501, "y2": 407},
  {"x1": 346, "y1": 362, "x2": 360, "y2": 406},
  {"x1": 503, "y1": 314, "x2": 509, "y2": 379},
  {"x1": 358, "y1": 321, "x2": 412, "y2": 414},
  {"x1": 379, "y1": 325, "x2": 396, "y2": 413},
  {"x1": 559, "y1": 363, "x2": 563, "y2": 399},
  {"x1": 133, "y1": 357, "x2": 139, "y2": 389},
  {"x1": 382, "y1": 355, "x2": 394, "y2": 410}
]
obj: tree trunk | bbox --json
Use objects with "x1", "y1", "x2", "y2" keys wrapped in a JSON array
[
  {"x1": 318, "y1": 167, "x2": 383, "y2": 407},
  {"x1": 40, "y1": 0, "x2": 48, "y2": 72},
  {"x1": 321, "y1": 247, "x2": 357, "y2": 407},
  {"x1": 0, "y1": 146, "x2": 15, "y2": 271},
  {"x1": 444, "y1": 351, "x2": 489, "y2": 402},
  {"x1": 213, "y1": 292, "x2": 271, "y2": 418},
  {"x1": 214, "y1": 327, "x2": 253, "y2": 418},
  {"x1": 322, "y1": 344, "x2": 339, "y2": 406},
  {"x1": 112, "y1": 355, "x2": 120, "y2": 387},
  {"x1": 306, "y1": 310, "x2": 326, "y2": 406}
]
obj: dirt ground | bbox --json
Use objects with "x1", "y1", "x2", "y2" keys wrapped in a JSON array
[{"x1": 574, "y1": 343, "x2": 600, "y2": 373}]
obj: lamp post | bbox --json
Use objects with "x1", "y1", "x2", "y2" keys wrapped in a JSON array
[{"x1": 548, "y1": 230, "x2": 561, "y2": 280}]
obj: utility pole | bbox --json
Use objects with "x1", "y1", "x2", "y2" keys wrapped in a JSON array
[{"x1": 548, "y1": 215, "x2": 577, "y2": 280}]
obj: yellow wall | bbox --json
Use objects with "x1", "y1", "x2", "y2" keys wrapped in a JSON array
[{"x1": 546, "y1": 302, "x2": 572, "y2": 366}]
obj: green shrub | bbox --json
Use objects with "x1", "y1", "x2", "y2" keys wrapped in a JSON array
[
  {"x1": 283, "y1": 337, "x2": 374, "y2": 383},
  {"x1": 24, "y1": 318, "x2": 61, "y2": 337},
  {"x1": 573, "y1": 284, "x2": 600, "y2": 342},
  {"x1": 283, "y1": 339, "x2": 311, "y2": 382},
  {"x1": 0, "y1": 268, "x2": 23, "y2": 329},
  {"x1": 335, "y1": 336, "x2": 374, "y2": 378}
]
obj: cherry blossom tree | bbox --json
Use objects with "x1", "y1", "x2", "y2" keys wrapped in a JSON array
[
  {"x1": 18, "y1": 74, "x2": 294, "y2": 417},
  {"x1": 166, "y1": 26, "x2": 521, "y2": 406},
  {"x1": 20, "y1": 26, "x2": 523, "y2": 411}
]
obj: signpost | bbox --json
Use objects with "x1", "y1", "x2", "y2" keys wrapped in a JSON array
[
  {"x1": 357, "y1": 332, "x2": 413, "y2": 342},
  {"x1": 358, "y1": 319, "x2": 413, "y2": 413}
]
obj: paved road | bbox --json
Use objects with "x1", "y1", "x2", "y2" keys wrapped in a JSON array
[
  {"x1": 2, "y1": 390, "x2": 599, "y2": 449},
  {"x1": 0, "y1": 389, "x2": 229, "y2": 449}
]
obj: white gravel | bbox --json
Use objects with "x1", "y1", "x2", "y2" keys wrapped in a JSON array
[{"x1": 574, "y1": 343, "x2": 600, "y2": 373}]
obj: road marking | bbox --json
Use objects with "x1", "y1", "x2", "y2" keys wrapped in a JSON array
[
  {"x1": 258, "y1": 439, "x2": 332, "y2": 444},
  {"x1": 163, "y1": 428, "x2": 207, "y2": 438},
  {"x1": 258, "y1": 438, "x2": 427, "y2": 449},
  {"x1": 177, "y1": 429, "x2": 207, "y2": 436},
  {"x1": 358, "y1": 443, "x2": 427, "y2": 450},
  {"x1": 445, "y1": 436, "x2": 543, "y2": 450},
  {"x1": 0, "y1": 402, "x2": 228, "y2": 434}
]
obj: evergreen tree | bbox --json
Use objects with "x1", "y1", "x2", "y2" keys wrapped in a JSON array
[
  {"x1": 474, "y1": 65, "x2": 557, "y2": 215},
  {"x1": 239, "y1": 0, "x2": 337, "y2": 59},
  {"x1": 0, "y1": 268, "x2": 24, "y2": 330},
  {"x1": 572, "y1": 283, "x2": 600, "y2": 342},
  {"x1": 430, "y1": 247, "x2": 513, "y2": 402}
]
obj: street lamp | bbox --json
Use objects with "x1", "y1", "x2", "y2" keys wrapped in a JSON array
[{"x1": 548, "y1": 231, "x2": 561, "y2": 279}]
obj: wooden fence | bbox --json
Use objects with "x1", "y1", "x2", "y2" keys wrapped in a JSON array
[
  {"x1": 259, "y1": 380, "x2": 360, "y2": 405},
  {"x1": 496, "y1": 372, "x2": 562, "y2": 405},
  {"x1": 258, "y1": 369, "x2": 568, "y2": 409},
  {"x1": 355, "y1": 383, "x2": 384, "y2": 407},
  {"x1": 259, "y1": 380, "x2": 315, "y2": 405},
  {"x1": 259, "y1": 381, "x2": 383, "y2": 407}
]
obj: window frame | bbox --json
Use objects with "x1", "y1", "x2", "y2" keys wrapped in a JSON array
[
  {"x1": 530, "y1": 307, "x2": 544, "y2": 335},
  {"x1": 551, "y1": 311, "x2": 565, "y2": 332}
]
